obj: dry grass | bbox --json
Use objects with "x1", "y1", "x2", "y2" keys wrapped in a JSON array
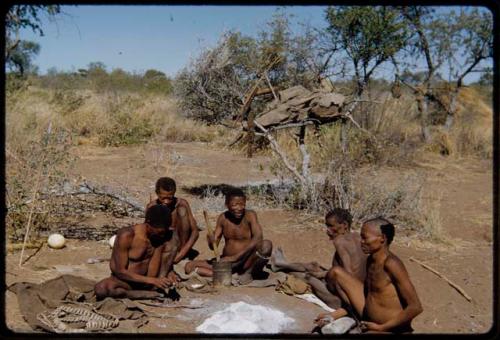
[{"x1": 7, "y1": 86, "x2": 227, "y2": 148}]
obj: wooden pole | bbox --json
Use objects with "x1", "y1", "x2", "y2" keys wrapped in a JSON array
[{"x1": 203, "y1": 210, "x2": 220, "y2": 262}]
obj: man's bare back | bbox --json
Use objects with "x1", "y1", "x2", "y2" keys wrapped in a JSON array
[{"x1": 332, "y1": 232, "x2": 366, "y2": 281}]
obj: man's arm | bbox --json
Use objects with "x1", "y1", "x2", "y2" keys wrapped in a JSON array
[
  {"x1": 174, "y1": 200, "x2": 199, "y2": 263},
  {"x1": 110, "y1": 230, "x2": 157, "y2": 286},
  {"x1": 363, "y1": 256, "x2": 423, "y2": 332},
  {"x1": 221, "y1": 211, "x2": 262, "y2": 263},
  {"x1": 160, "y1": 232, "x2": 180, "y2": 281},
  {"x1": 208, "y1": 214, "x2": 224, "y2": 250}
]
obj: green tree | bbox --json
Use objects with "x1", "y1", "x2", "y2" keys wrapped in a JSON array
[
  {"x1": 6, "y1": 40, "x2": 40, "y2": 76},
  {"x1": 6, "y1": 5, "x2": 60, "y2": 66},
  {"x1": 443, "y1": 8, "x2": 493, "y2": 129},
  {"x1": 397, "y1": 6, "x2": 493, "y2": 141},
  {"x1": 325, "y1": 6, "x2": 409, "y2": 96},
  {"x1": 143, "y1": 69, "x2": 173, "y2": 94}
]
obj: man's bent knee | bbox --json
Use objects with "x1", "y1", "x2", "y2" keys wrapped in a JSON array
[
  {"x1": 257, "y1": 239, "x2": 273, "y2": 257},
  {"x1": 94, "y1": 281, "x2": 109, "y2": 300},
  {"x1": 326, "y1": 266, "x2": 341, "y2": 283},
  {"x1": 185, "y1": 261, "x2": 196, "y2": 274}
]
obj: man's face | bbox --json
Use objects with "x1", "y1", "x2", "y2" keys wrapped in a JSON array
[
  {"x1": 157, "y1": 188, "x2": 175, "y2": 206},
  {"x1": 325, "y1": 216, "x2": 347, "y2": 240},
  {"x1": 226, "y1": 196, "x2": 246, "y2": 219},
  {"x1": 360, "y1": 223, "x2": 384, "y2": 254}
]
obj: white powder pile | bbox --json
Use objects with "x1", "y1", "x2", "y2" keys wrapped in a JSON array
[{"x1": 196, "y1": 301, "x2": 294, "y2": 333}]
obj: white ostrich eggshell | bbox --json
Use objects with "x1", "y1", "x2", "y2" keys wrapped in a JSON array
[
  {"x1": 47, "y1": 233, "x2": 66, "y2": 249},
  {"x1": 109, "y1": 235, "x2": 117, "y2": 248}
]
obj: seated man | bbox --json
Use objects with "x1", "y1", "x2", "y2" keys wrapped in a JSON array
[
  {"x1": 314, "y1": 217, "x2": 423, "y2": 333},
  {"x1": 270, "y1": 208, "x2": 367, "y2": 308},
  {"x1": 94, "y1": 204, "x2": 179, "y2": 300},
  {"x1": 185, "y1": 187, "x2": 272, "y2": 284},
  {"x1": 147, "y1": 177, "x2": 200, "y2": 267}
]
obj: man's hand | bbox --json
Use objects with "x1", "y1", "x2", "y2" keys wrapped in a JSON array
[
  {"x1": 166, "y1": 271, "x2": 180, "y2": 286},
  {"x1": 149, "y1": 277, "x2": 173, "y2": 290},
  {"x1": 314, "y1": 308, "x2": 348, "y2": 327},
  {"x1": 360, "y1": 321, "x2": 384, "y2": 332},
  {"x1": 220, "y1": 256, "x2": 235, "y2": 263},
  {"x1": 314, "y1": 312, "x2": 333, "y2": 327}
]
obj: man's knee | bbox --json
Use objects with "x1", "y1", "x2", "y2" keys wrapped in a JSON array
[
  {"x1": 185, "y1": 261, "x2": 196, "y2": 274},
  {"x1": 94, "y1": 281, "x2": 109, "y2": 300},
  {"x1": 257, "y1": 239, "x2": 273, "y2": 257},
  {"x1": 326, "y1": 266, "x2": 342, "y2": 284}
]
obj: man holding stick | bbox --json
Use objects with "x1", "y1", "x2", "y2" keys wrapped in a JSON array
[{"x1": 185, "y1": 188, "x2": 273, "y2": 284}]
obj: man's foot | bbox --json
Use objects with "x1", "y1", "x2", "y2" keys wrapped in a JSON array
[
  {"x1": 237, "y1": 272, "x2": 253, "y2": 285},
  {"x1": 269, "y1": 247, "x2": 288, "y2": 272}
]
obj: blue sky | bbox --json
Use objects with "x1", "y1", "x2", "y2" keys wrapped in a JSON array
[
  {"x1": 19, "y1": 5, "x2": 328, "y2": 77},
  {"x1": 18, "y1": 5, "x2": 492, "y2": 83}
]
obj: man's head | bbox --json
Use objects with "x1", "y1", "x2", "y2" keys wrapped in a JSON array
[
  {"x1": 155, "y1": 177, "x2": 176, "y2": 206},
  {"x1": 145, "y1": 204, "x2": 172, "y2": 229},
  {"x1": 360, "y1": 217, "x2": 395, "y2": 254},
  {"x1": 225, "y1": 187, "x2": 246, "y2": 219},
  {"x1": 325, "y1": 208, "x2": 352, "y2": 240}
]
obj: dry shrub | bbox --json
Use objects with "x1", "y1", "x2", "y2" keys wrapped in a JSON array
[
  {"x1": 258, "y1": 156, "x2": 440, "y2": 239},
  {"x1": 449, "y1": 87, "x2": 492, "y2": 158},
  {"x1": 6, "y1": 122, "x2": 75, "y2": 242}
]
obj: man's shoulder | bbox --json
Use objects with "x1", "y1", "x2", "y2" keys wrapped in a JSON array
[
  {"x1": 333, "y1": 232, "x2": 358, "y2": 247},
  {"x1": 116, "y1": 226, "x2": 136, "y2": 243},
  {"x1": 175, "y1": 197, "x2": 190, "y2": 207},
  {"x1": 383, "y1": 253, "x2": 406, "y2": 273},
  {"x1": 244, "y1": 209, "x2": 257, "y2": 218}
]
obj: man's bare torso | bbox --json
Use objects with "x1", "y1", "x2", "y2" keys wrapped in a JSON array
[
  {"x1": 220, "y1": 210, "x2": 254, "y2": 256},
  {"x1": 364, "y1": 254, "x2": 408, "y2": 327},
  {"x1": 110, "y1": 224, "x2": 164, "y2": 279}
]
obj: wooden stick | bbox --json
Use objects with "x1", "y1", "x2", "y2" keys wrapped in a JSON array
[
  {"x1": 263, "y1": 71, "x2": 279, "y2": 101},
  {"x1": 21, "y1": 241, "x2": 44, "y2": 265},
  {"x1": 409, "y1": 257, "x2": 472, "y2": 302},
  {"x1": 254, "y1": 121, "x2": 307, "y2": 185},
  {"x1": 19, "y1": 122, "x2": 52, "y2": 266},
  {"x1": 203, "y1": 210, "x2": 220, "y2": 261}
]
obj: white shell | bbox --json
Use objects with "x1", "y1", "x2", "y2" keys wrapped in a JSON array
[
  {"x1": 47, "y1": 233, "x2": 66, "y2": 249},
  {"x1": 108, "y1": 235, "x2": 116, "y2": 248}
]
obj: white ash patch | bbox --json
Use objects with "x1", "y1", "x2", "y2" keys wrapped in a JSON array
[{"x1": 196, "y1": 301, "x2": 294, "y2": 333}]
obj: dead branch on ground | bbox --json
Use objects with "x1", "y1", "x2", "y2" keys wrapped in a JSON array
[{"x1": 409, "y1": 257, "x2": 472, "y2": 302}]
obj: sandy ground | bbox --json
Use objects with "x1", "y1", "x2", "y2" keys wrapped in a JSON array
[{"x1": 4, "y1": 142, "x2": 495, "y2": 334}]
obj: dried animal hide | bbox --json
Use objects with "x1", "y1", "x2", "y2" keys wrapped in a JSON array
[{"x1": 37, "y1": 305, "x2": 119, "y2": 333}]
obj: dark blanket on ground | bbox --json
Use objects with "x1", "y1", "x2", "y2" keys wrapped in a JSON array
[{"x1": 8, "y1": 275, "x2": 148, "y2": 332}]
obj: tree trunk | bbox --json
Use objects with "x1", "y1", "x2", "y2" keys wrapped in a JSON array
[
  {"x1": 444, "y1": 89, "x2": 459, "y2": 131},
  {"x1": 417, "y1": 93, "x2": 431, "y2": 142},
  {"x1": 246, "y1": 110, "x2": 255, "y2": 158},
  {"x1": 340, "y1": 121, "x2": 348, "y2": 154},
  {"x1": 297, "y1": 126, "x2": 310, "y2": 180}
]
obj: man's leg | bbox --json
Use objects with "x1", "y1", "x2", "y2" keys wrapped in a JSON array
[
  {"x1": 270, "y1": 247, "x2": 323, "y2": 273},
  {"x1": 94, "y1": 276, "x2": 162, "y2": 300},
  {"x1": 185, "y1": 260, "x2": 213, "y2": 277},
  {"x1": 238, "y1": 239, "x2": 273, "y2": 284},
  {"x1": 305, "y1": 275, "x2": 342, "y2": 309},
  {"x1": 325, "y1": 266, "x2": 365, "y2": 317}
]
